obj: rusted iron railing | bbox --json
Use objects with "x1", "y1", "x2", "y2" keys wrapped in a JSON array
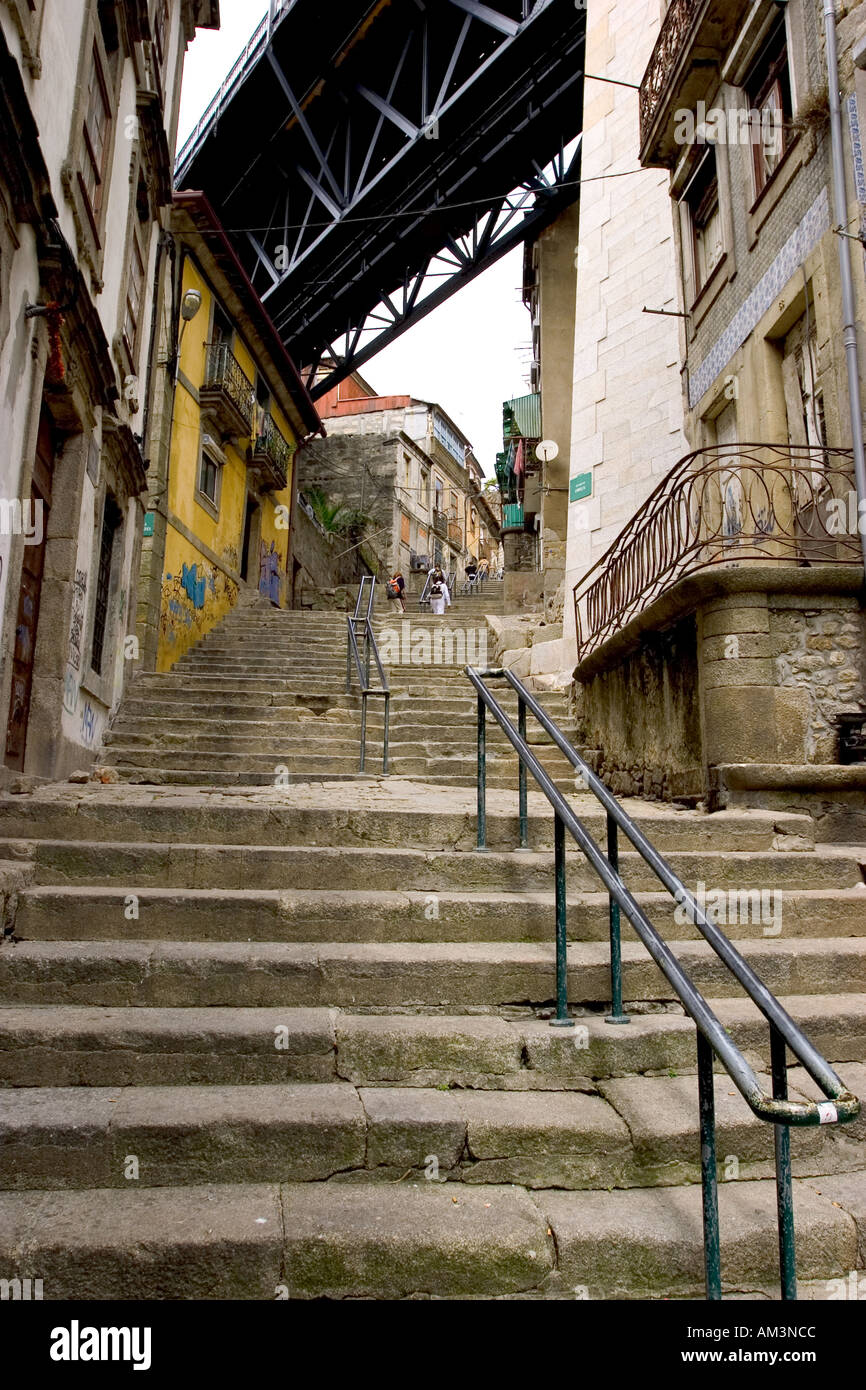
[{"x1": 573, "y1": 444, "x2": 860, "y2": 660}]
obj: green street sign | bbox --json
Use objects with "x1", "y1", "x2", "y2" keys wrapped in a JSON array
[
  {"x1": 143, "y1": 512, "x2": 155, "y2": 537},
  {"x1": 570, "y1": 471, "x2": 593, "y2": 503}
]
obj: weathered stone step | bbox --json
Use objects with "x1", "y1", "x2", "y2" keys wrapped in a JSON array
[
  {"x1": 9, "y1": 839, "x2": 859, "y2": 894},
  {"x1": 3, "y1": 1067, "x2": 861, "y2": 1192},
  {"x1": 0, "y1": 995, "x2": 862, "y2": 1089},
  {"x1": 1, "y1": 937, "x2": 863, "y2": 1007},
  {"x1": 0, "y1": 797, "x2": 814, "y2": 852},
  {"x1": 13, "y1": 884, "x2": 866, "y2": 944},
  {"x1": 102, "y1": 725, "x2": 571, "y2": 753},
  {"x1": 102, "y1": 749, "x2": 374, "y2": 774},
  {"x1": 0, "y1": 1173, "x2": 861, "y2": 1298}
]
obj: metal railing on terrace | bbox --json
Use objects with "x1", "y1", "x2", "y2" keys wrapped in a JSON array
[
  {"x1": 202, "y1": 342, "x2": 255, "y2": 435},
  {"x1": 253, "y1": 412, "x2": 292, "y2": 491},
  {"x1": 573, "y1": 444, "x2": 861, "y2": 660},
  {"x1": 638, "y1": 0, "x2": 704, "y2": 145}
]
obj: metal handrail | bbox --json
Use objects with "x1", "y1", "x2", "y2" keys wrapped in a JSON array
[
  {"x1": 418, "y1": 572, "x2": 433, "y2": 610},
  {"x1": 466, "y1": 663, "x2": 860, "y2": 1301},
  {"x1": 573, "y1": 444, "x2": 860, "y2": 660},
  {"x1": 346, "y1": 577, "x2": 389, "y2": 773}
]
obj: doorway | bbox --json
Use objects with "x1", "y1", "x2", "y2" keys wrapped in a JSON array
[
  {"x1": 5, "y1": 411, "x2": 55, "y2": 769},
  {"x1": 241, "y1": 494, "x2": 260, "y2": 583}
]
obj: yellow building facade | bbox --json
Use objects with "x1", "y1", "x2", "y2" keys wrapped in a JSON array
[{"x1": 138, "y1": 193, "x2": 322, "y2": 672}]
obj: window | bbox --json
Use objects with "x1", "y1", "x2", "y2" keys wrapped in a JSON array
[
  {"x1": 684, "y1": 152, "x2": 724, "y2": 296},
  {"x1": 151, "y1": 0, "x2": 169, "y2": 93},
  {"x1": 123, "y1": 178, "x2": 150, "y2": 369},
  {"x1": 212, "y1": 303, "x2": 233, "y2": 349},
  {"x1": 433, "y1": 414, "x2": 464, "y2": 463},
  {"x1": 198, "y1": 439, "x2": 222, "y2": 507},
  {"x1": 745, "y1": 16, "x2": 792, "y2": 198},
  {"x1": 434, "y1": 477, "x2": 444, "y2": 512},
  {"x1": 90, "y1": 494, "x2": 123, "y2": 676},
  {"x1": 80, "y1": 42, "x2": 113, "y2": 235}
]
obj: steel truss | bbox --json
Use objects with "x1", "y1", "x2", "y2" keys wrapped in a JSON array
[{"x1": 176, "y1": 0, "x2": 587, "y2": 395}]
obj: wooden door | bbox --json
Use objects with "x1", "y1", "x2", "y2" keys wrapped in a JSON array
[{"x1": 5, "y1": 413, "x2": 54, "y2": 769}]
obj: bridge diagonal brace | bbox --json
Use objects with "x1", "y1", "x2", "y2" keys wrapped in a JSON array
[{"x1": 266, "y1": 48, "x2": 344, "y2": 206}]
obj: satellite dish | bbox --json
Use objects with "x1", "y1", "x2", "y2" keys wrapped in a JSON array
[{"x1": 536, "y1": 439, "x2": 559, "y2": 463}]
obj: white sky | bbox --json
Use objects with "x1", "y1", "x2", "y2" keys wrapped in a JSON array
[{"x1": 177, "y1": 0, "x2": 531, "y2": 476}]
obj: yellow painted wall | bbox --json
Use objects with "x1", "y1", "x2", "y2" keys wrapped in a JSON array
[{"x1": 157, "y1": 256, "x2": 298, "y2": 671}]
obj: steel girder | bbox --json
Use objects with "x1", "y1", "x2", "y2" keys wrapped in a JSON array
[{"x1": 176, "y1": 0, "x2": 587, "y2": 396}]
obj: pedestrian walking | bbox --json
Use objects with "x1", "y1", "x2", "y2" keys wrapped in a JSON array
[
  {"x1": 429, "y1": 567, "x2": 450, "y2": 616},
  {"x1": 387, "y1": 570, "x2": 406, "y2": 612}
]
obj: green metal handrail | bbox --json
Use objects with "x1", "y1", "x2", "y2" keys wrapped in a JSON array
[
  {"x1": 466, "y1": 664, "x2": 860, "y2": 1302},
  {"x1": 346, "y1": 576, "x2": 389, "y2": 773}
]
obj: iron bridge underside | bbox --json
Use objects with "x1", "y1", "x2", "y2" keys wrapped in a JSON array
[{"x1": 177, "y1": 0, "x2": 587, "y2": 398}]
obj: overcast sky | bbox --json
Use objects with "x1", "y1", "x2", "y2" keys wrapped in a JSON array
[{"x1": 177, "y1": 0, "x2": 531, "y2": 475}]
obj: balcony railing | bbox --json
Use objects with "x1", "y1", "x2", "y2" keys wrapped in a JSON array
[
  {"x1": 432, "y1": 508, "x2": 448, "y2": 537},
  {"x1": 448, "y1": 520, "x2": 463, "y2": 549},
  {"x1": 201, "y1": 342, "x2": 255, "y2": 437},
  {"x1": 573, "y1": 444, "x2": 861, "y2": 661},
  {"x1": 252, "y1": 413, "x2": 292, "y2": 492},
  {"x1": 639, "y1": 0, "x2": 703, "y2": 146}
]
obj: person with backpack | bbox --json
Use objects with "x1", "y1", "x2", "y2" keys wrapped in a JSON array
[
  {"x1": 428, "y1": 566, "x2": 450, "y2": 616},
  {"x1": 387, "y1": 570, "x2": 406, "y2": 612}
]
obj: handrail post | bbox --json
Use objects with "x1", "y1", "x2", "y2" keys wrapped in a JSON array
[
  {"x1": 697, "y1": 1030, "x2": 722, "y2": 1300},
  {"x1": 359, "y1": 693, "x2": 367, "y2": 773},
  {"x1": 517, "y1": 696, "x2": 529, "y2": 849},
  {"x1": 771, "y1": 1024, "x2": 797, "y2": 1300},
  {"x1": 476, "y1": 694, "x2": 487, "y2": 851},
  {"x1": 550, "y1": 813, "x2": 575, "y2": 1028},
  {"x1": 605, "y1": 812, "x2": 630, "y2": 1025},
  {"x1": 382, "y1": 693, "x2": 390, "y2": 775}
]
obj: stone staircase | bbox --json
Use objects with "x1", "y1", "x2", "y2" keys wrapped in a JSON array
[
  {"x1": 0, "y1": 774, "x2": 864, "y2": 1299},
  {"x1": 102, "y1": 597, "x2": 578, "y2": 791}
]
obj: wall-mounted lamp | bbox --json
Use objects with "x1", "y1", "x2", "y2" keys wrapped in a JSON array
[
  {"x1": 181, "y1": 289, "x2": 203, "y2": 322},
  {"x1": 173, "y1": 289, "x2": 203, "y2": 381}
]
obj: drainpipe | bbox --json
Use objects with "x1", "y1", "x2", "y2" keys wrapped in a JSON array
[{"x1": 823, "y1": 0, "x2": 866, "y2": 572}]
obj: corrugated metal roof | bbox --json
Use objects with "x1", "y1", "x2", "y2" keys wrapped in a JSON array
[{"x1": 503, "y1": 393, "x2": 541, "y2": 444}]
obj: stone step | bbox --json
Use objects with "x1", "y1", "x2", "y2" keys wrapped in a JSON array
[
  {"x1": 2, "y1": 1066, "x2": 862, "y2": 1193},
  {"x1": 0, "y1": 798, "x2": 814, "y2": 852},
  {"x1": 1, "y1": 937, "x2": 863, "y2": 1008},
  {"x1": 108, "y1": 707, "x2": 572, "y2": 735},
  {"x1": 13, "y1": 884, "x2": 866, "y2": 944},
  {"x1": 9, "y1": 839, "x2": 859, "y2": 894},
  {"x1": 0, "y1": 995, "x2": 862, "y2": 1089},
  {"x1": 101, "y1": 747, "x2": 580, "y2": 777},
  {"x1": 0, "y1": 1172, "x2": 861, "y2": 1298}
]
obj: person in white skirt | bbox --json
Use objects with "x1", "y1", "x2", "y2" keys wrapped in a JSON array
[{"x1": 428, "y1": 567, "x2": 450, "y2": 616}]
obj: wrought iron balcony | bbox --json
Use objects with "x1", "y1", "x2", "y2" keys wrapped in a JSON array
[
  {"x1": 573, "y1": 444, "x2": 861, "y2": 660},
  {"x1": 252, "y1": 412, "x2": 292, "y2": 492},
  {"x1": 639, "y1": 0, "x2": 751, "y2": 167},
  {"x1": 432, "y1": 508, "x2": 448, "y2": 537},
  {"x1": 200, "y1": 342, "x2": 255, "y2": 438},
  {"x1": 448, "y1": 520, "x2": 463, "y2": 549}
]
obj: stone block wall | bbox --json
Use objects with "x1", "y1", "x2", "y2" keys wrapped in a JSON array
[
  {"x1": 574, "y1": 616, "x2": 703, "y2": 800},
  {"x1": 770, "y1": 599, "x2": 866, "y2": 761}
]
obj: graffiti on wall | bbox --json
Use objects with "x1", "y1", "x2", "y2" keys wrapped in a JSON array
[
  {"x1": 68, "y1": 569, "x2": 87, "y2": 672},
  {"x1": 159, "y1": 557, "x2": 238, "y2": 663}
]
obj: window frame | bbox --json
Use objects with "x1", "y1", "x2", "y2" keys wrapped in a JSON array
[
  {"x1": 196, "y1": 432, "x2": 224, "y2": 519},
  {"x1": 744, "y1": 16, "x2": 794, "y2": 202}
]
